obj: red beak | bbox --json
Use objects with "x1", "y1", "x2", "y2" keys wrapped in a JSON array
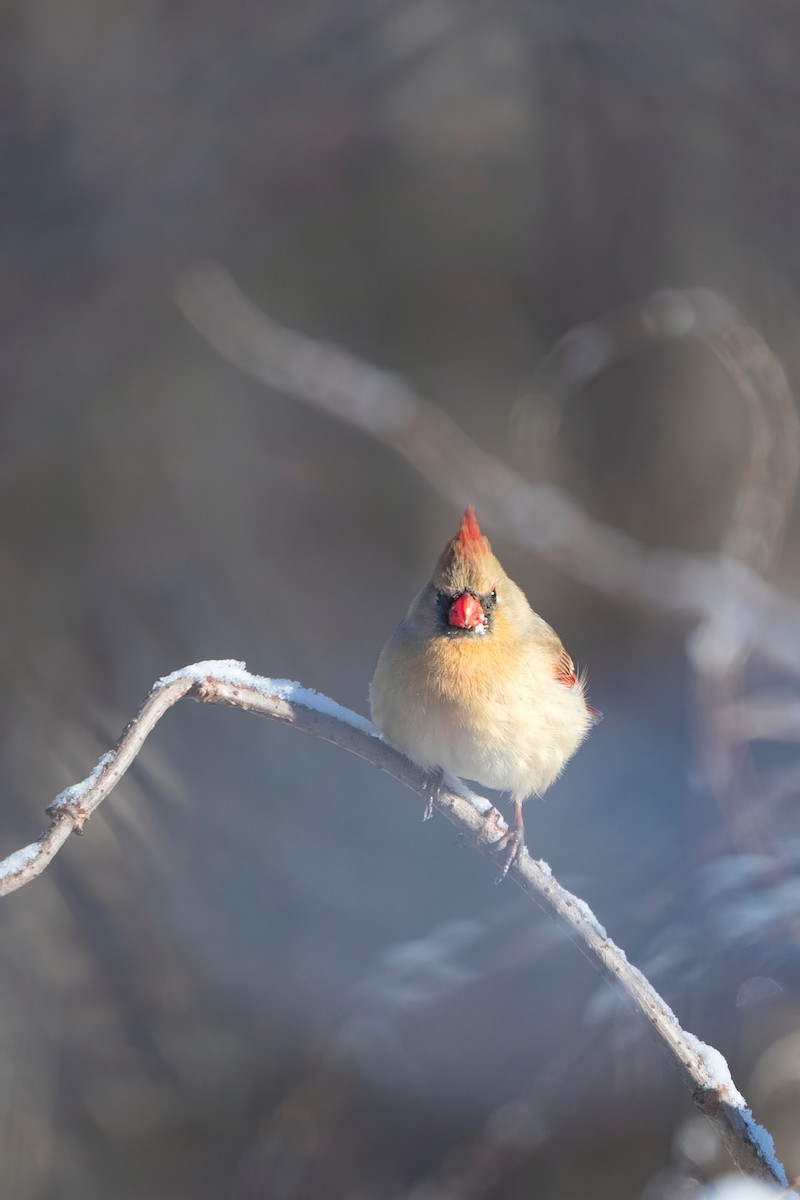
[{"x1": 448, "y1": 592, "x2": 487, "y2": 630}]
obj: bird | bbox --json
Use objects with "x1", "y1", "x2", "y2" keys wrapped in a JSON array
[{"x1": 370, "y1": 506, "x2": 598, "y2": 877}]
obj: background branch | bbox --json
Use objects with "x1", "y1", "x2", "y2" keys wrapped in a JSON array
[
  {"x1": 177, "y1": 265, "x2": 800, "y2": 676},
  {"x1": 0, "y1": 660, "x2": 788, "y2": 1188}
]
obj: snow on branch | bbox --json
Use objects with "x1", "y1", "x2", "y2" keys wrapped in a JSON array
[
  {"x1": 0, "y1": 660, "x2": 789, "y2": 1187},
  {"x1": 176, "y1": 265, "x2": 800, "y2": 677}
]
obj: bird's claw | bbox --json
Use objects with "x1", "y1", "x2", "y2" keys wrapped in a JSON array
[
  {"x1": 494, "y1": 829, "x2": 525, "y2": 883},
  {"x1": 422, "y1": 767, "x2": 445, "y2": 822},
  {"x1": 481, "y1": 807, "x2": 526, "y2": 882}
]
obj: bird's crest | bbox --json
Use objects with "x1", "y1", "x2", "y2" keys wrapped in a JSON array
[
  {"x1": 453, "y1": 506, "x2": 486, "y2": 557},
  {"x1": 434, "y1": 506, "x2": 495, "y2": 594}
]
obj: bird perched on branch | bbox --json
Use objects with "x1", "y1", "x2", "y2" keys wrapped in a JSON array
[{"x1": 370, "y1": 506, "x2": 598, "y2": 876}]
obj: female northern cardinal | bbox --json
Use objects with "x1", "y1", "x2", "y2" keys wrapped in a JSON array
[{"x1": 370, "y1": 506, "x2": 598, "y2": 876}]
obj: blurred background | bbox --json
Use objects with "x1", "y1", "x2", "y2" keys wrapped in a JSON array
[{"x1": 3, "y1": 2, "x2": 800, "y2": 1197}]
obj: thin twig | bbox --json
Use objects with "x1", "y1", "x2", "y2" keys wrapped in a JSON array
[{"x1": 0, "y1": 660, "x2": 788, "y2": 1187}]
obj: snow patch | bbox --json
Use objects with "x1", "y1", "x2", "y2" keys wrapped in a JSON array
[
  {"x1": 0, "y1": 842, "x2": 40, "y2": 881},
  {"x1": 51, "y1": 751, "x2": 115, "y2": 811},
  {"x1": 156, "y1": 661, "x2": 379, "y2": 737},
  {"x1": 685, "y1": 1033, "x2": 787, "y2": 1186},
  {"x1": 156, "y1": 659, "x2": 248, "y2": 689}
]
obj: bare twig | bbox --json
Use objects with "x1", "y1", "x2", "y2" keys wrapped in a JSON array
[
  {"x1": 0, "y1": 660, "x2": 788, "y2": 1186},
  {"x1": 176, "y1": 266, "x2": 800, "y2": 676}
]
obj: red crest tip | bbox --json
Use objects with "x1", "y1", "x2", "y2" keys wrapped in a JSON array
[{"x1": 453, "y1": 506, "x2": 485, "y2": 555}]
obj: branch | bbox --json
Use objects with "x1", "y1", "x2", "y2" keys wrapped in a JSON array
[
  {"x1": 0, "y1": 660, "x2": 788, "y2": 1187},
  {"x1": 176, "y1": 266, "x2": 800, "y2": 676}
]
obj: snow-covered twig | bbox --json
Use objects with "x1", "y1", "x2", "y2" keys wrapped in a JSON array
[
  {"x1": 0, "y1": 661, "x2": 788, "y2": 1186},
  {"x1": 176, "y1": 265, "x2": 800, "y2": 677}
]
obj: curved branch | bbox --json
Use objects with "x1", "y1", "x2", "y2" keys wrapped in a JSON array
[
  {"x1": 0, "y1": 660, "x2": 788, "y2": 1187},
  {"x1": 176, "y1": 266, "x2": 800, "y2": 676},
  {"x1": 514, "y1": 290, "x2": 800, "y2": 584}
]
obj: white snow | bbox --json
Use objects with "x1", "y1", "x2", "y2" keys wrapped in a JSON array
[
  {"x1": 686, "y1": 1032, "x2": 740, "y2": 1093},
  {"x1": 742, "y1": 1118, "x2": 787, "y2": 1188},
  {"x1": 258, "y1": 677, "x2": 378, "y2": 737},
  {"x1": 50, "y1": 751, "x2": 116, "y2": 812},
  {"x1": 155, "y1": 659, "x2": 249, "y2": 689},
  {"x1": 155, "y1": 661, "x2": 380, "y2": 738},
  {"x1": 570, "y1": 894, "x2": 609, "y2": 939},
  {"x1": 0, "y1": 841, "x2": 40, "y2": 881},
  {"x1": 684, "y1": 1033, "x2": 787, "y2": 1187},
  {"x1": 438, "y1": 773, "x2": 492, "y2": 815}
]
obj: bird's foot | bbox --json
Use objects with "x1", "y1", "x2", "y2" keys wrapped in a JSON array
[
  {"x1": 482, "y1": 801, "x2": 526, "y2": 883},
  {"x1": 493, "y1": 828, "x2": 525, "y2": 883},
  {"x1": 421, "y1": 767, "x2": 445, "y2": 822}
]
